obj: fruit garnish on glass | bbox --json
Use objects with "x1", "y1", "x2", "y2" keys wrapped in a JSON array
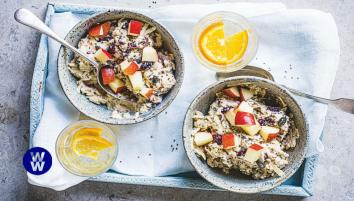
[
  {"x1": 56, "y1": 120, "x2": 118, "y2": 177},
  {"x1": 70, "y1": 127, "x2": 113, "y2": 160},
  {"x1": 192, "y1": 12, "x2": 258, "y2": 72}
]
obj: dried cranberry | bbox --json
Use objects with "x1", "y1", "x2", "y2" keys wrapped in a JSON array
[
  {"x1": 141, "y1": 61, "x2": 154, "y2": 70},
  {"x1": 107, "y1": 45, "x2": 116, "y2": 54},
  {"x1": 237, "y1": 148, "x2": 247, "y2": 156},
  {"x1": 265, "y1": 117, "x2": 275, "y2": 125},
  {"x1": 267, "y1": 106, "x2": 281, "y2": 112},
  {"x1": 258, "y1": 118, "x2": 266, "y2": 126},
  {"x1": 221, "y1": 106, "x2": 232, "y2": 113},
  {"x1": 128, "y1": 43, "x2": 138, "y2": 49},
  {"x1": 213, "y1": 134, "x2": 222, "y2": 145}
]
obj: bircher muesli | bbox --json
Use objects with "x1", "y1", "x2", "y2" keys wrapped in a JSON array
[
  {"x1": 68, "y1": 19, "x2": 176, "y2": 118},
  {"x1": 191, "y1": 85, "x2": 299, "y2": 179}
]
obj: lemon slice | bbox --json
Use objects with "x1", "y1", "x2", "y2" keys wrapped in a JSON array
[
  {"x1": 198, "y1": 21, "x2": 248, "y2": 65},
  {"x1": 71, "y1": 129, "x2": 112, "y2": 160},
  {"x1": 72, "y1": 128, "x2": 102, "y2": 140}
]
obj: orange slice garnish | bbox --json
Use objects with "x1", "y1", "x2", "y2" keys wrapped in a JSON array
[{"x1": 198, "y1": 21, "x2": 248, "y2": 65}]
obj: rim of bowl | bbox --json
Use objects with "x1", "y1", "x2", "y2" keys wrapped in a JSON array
[
  {"x1": 57, "y1": 9, "x2": 184, "y2": 125},
  {"x1": 182, "y1": 76, "x2": 309, "y2": 193}
]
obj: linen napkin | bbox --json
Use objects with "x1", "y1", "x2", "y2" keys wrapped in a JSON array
[{"x1": 28, "y1": 2, "x2": 339, "y2": 191}]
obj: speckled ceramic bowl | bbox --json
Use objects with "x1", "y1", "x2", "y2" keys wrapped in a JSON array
[
  {"x1": 58, "y1": 10, "x2": 184, "y2": 125},
  {"x1": 183, "y1": 76, "x2": 308, "y2": 193}
]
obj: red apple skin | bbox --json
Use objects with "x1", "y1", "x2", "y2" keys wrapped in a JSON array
[
  {"x1": 101, "y1": 48, "x2": 113, "y2": 59},
  {"x1": 89, "y1": 22, "x2": 111, "y2": 37},
  {"x1": 249, "y1": 144, "x2": 263, "y2": 151},
  {"x1": 223, "y1": 87, "x2": 240, "y2": 99},
  {"x1": 144, "y1": 89, "x2": 154, "y2": 99},
  {"x1": 100, "y1": 68, "x2": 115, "y2": 85},
  {"x1": 222, "y1": 133, "x2": 235, "y2": 149},
  {"x1": 267, "y1": 134, "x2": 278, "y2": 141},
  {"x1": 128, "y1": 20, "x2": 143, "y2": 36},
  {"x1": 123, "y1": 61, "x2": 139, "y2": 75},
  {"x1": 235, "y1": 112, "x2": 256, "y2": 126}
]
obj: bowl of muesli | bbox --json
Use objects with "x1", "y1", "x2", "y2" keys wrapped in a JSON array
[
  {"x1": 58, "y1": 10, "x2": 184, "y2": 124},
  {"x1": 183, "y1": 76, "x2": 308, "y2": 193}
]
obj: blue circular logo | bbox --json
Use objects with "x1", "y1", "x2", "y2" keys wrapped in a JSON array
[{"x1": 23, "y1": 147, "x2": 52, "y2": 175}]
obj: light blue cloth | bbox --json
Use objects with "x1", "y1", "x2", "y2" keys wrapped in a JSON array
[{"x1": 28, "y1": 3, "x2": 339, "y2": 190}]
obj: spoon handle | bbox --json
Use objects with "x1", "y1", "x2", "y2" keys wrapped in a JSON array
[
  {"x1": 14, "y1": 8, "x2": 98, "y2": 67},
  {"x1": 281, "y1": 85, "x2": 332, "y2": 105}
]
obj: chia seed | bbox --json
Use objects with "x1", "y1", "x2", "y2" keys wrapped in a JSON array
[
  {"x1": 135, "y1": 58, "x2": 142, "y2": 64},
  {"x1": 256, "y1": 160, "x2": 265, "y2": 168},
  {"x1": 278, "y1": 117, "x2": 287, "y2": 126},
  {"x1": 122, "y1": 21, "x2": 129, "y2": 29},
  {"x1": 152, "y1": 76, "x2": 159, "y2": 83}
]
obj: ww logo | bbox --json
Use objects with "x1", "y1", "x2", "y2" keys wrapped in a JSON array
[
  {"x1": 30, "y1": 152, "x2": 46, "y2": 172},
  {"x1": 23, "y1": 147, "x2": 52, "y2": 175}
]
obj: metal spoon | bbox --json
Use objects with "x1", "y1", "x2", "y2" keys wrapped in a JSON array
[
  {"x1": 216, "y1": 66, "x2": 354, "y2": 114},
  {"x1": 14, "y1": 8, "x2": 137, "y2": 110}
]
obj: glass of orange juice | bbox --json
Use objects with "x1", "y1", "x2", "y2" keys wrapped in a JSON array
[
  {"x1": 192, "y1": 11, "x2": 258, "y2": 72},
  {"x1": 56, "y1": 120, "x2": 118, "y2": 177}
]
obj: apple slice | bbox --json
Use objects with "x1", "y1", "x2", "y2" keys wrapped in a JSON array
[
  {"x1": 128, "y1": 20, "x2": 143, "y2": 36},
  {"x1": 235, "y1": 112, "x2": 256, "y2": 126},
  {"x1": 120, "y1": 60, "x2": 139, "y2": 75},
  {"x1": 108, "y1": 78, "x2": 126, "y2": 93},
  {"x1": 260, "y1": 126, "x2": 280, "y2": 141},
  {"x1": 89, "y1": 22, "x2": 110, "y2": 37},
  {"x1": 240, "y1": 122, "x2": 261, "y2": 136},
  {"x1": 236, "y1": 101, "x2": 253, "y2": 113},
  {"x1": 142, "y1": 47, "x2": 158, "y2": 62},
  {"x1": 94, "y1": 48, "x2": 112, "y2": 64},
  {"x1": 224, "y1": 108, "x2": 237, "y2": 126},
  {"x1": 128, "y1": 71, "x2": 145, "y2": 92},
  {"x1": 223, "y1": 87, "x2": 240, "y2": 99},
  {"x1": 194, "y1": 132, "x2": 213, "y2": 146},
  {"x1": 244, "y1": 144, "x2": 264, "y2": 163},
  {"x1": 100, "y1": 68, "x2": 115, "y2": 85},
  {"x1": 140, "y1": 87, "x2": 155, "y2": 99},
  {"x1": 222, "y1": 133, "x2": 240, "y2": 149},
  {"x1": 239, "y1": 87, "x2": 253, "y2": 101}
]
